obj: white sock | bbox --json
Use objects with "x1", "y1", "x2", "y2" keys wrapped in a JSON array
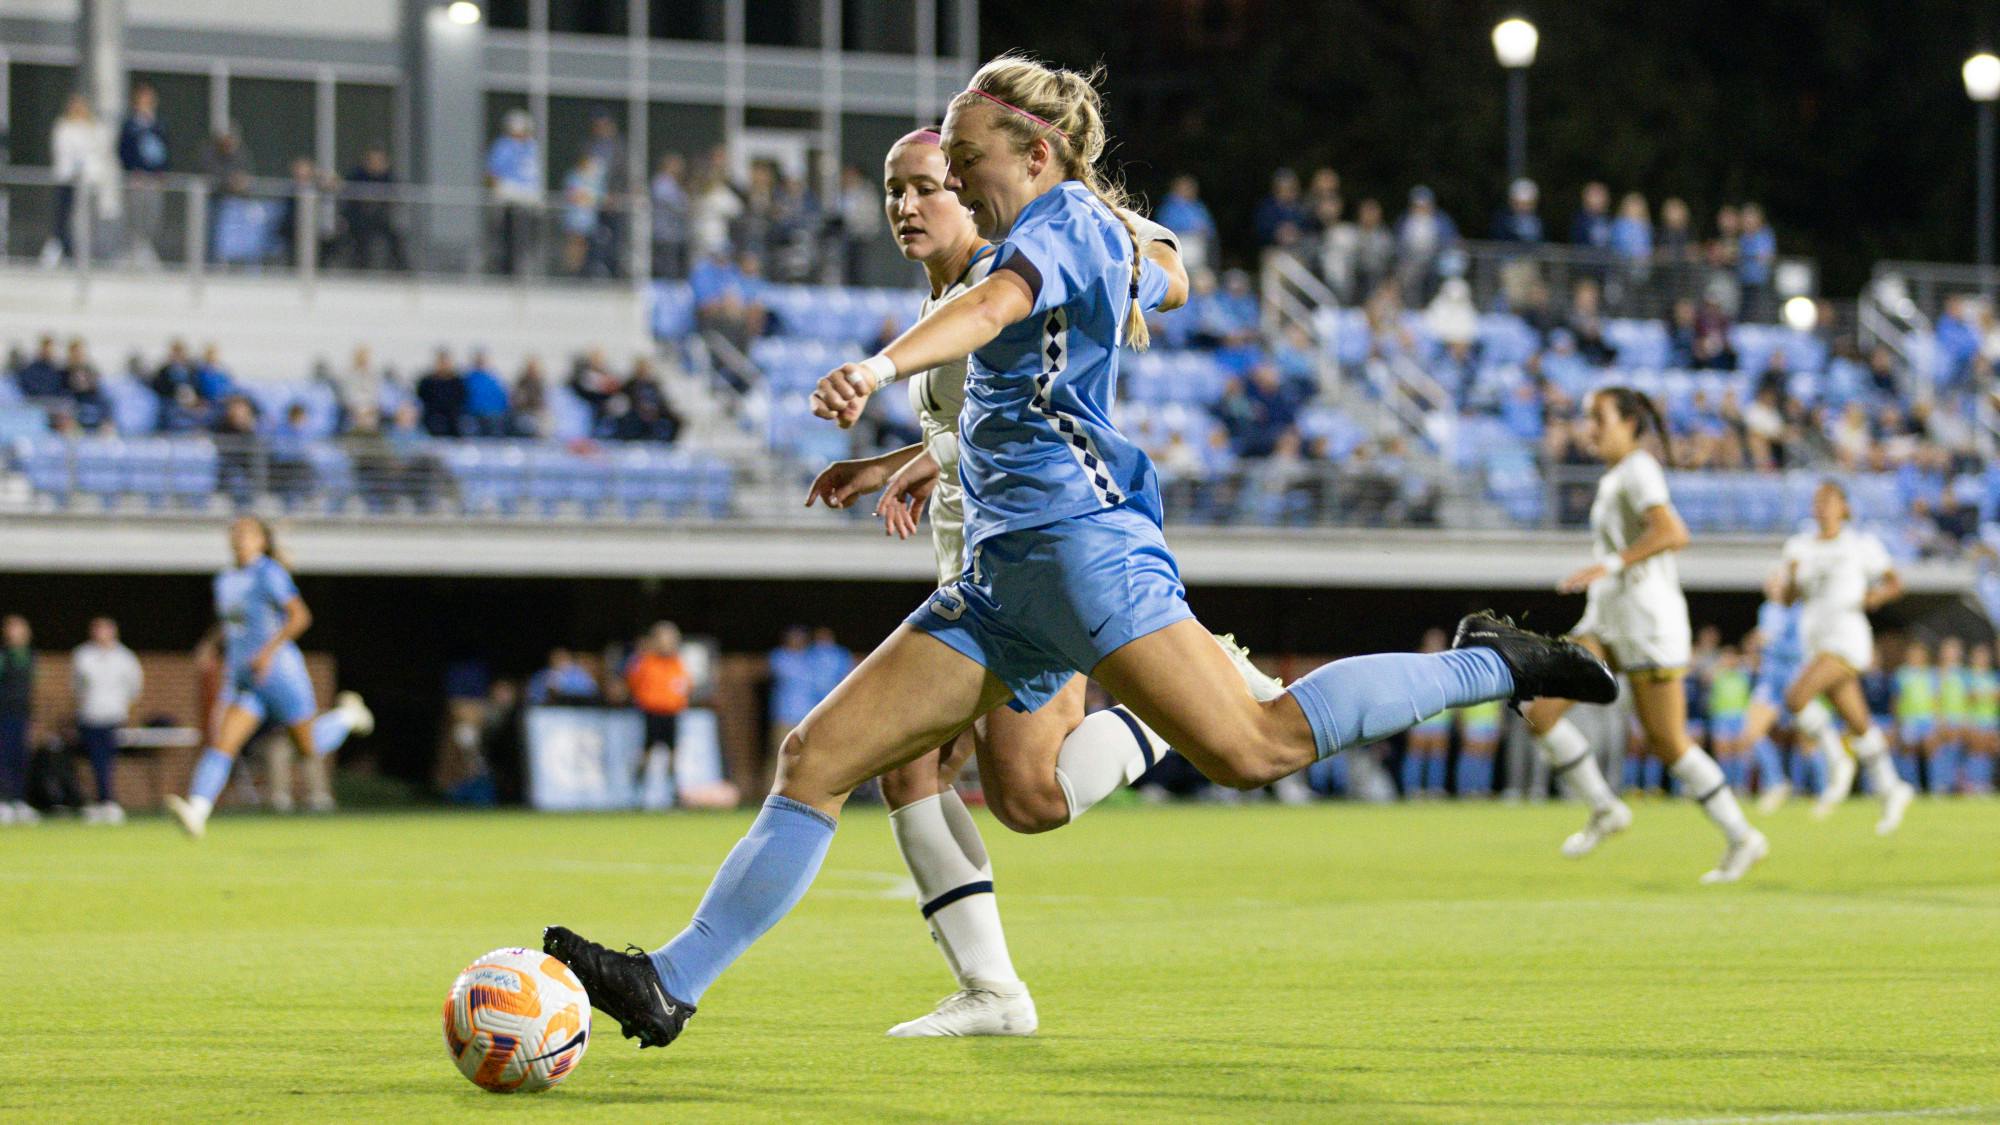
[
  {"x1": 887, "y1": 791, "x2": 1021, "y2": 991},
  {"x1": 1053, "y1": 706, "x2": 1164, "y2": 823},
  {"x1": 1851, "y1": 727, "x2": 1902, "y2": 796},
  {"x1": 1795, "y1": 699, "x2": 1847, "y2": 767},
  {"x1": 1670, "y1": 745, "x2": 1750, "y2": 844},
  {"x1": 1536, "y1": 719, "x2": 1617, "y2": 813}
]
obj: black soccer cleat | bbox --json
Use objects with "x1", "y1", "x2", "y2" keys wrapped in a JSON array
[
  {"x1": 542, "y1": 925, "x2": 694, "y2": 1049},
  {"x1": 1451, "y1": 611, "x2": 1617, "y2": 706}
]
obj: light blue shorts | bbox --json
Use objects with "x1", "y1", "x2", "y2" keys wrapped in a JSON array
[
  {"x1": 1899, "y1": 717, "x2": 1936, "y2": 744},
  {"x1": 221, "y1": 644, "x2": 317, "y2": 727},
  {"x1": 1751, "y1": 664, "x2": 1796, "y2": 710},
  {"x1": 1710, "y1": 714, "x2": 1746, "y2": 742},
  {"x1": 908, "y1": 504, "x2": 1194, "y2": 712}
]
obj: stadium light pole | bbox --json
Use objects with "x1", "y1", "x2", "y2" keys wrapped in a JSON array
[
  {"x1": 1492, "y1": 17, "x2": 1539, "y2": 185},
  {"x1": 1964, "y1": 51, "x2": 2000, "y2": 291}
]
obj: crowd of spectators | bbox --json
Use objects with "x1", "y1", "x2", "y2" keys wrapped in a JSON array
[{"x1": 0, "y1": 612, "x2": 145, "y2": 827}]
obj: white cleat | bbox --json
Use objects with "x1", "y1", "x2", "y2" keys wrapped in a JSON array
[
  {"x1": 1214, "y1": 633, "x2": 1286, "y2": 702},
  {"x1": 1875, "y1": 782, "x2": 1915, "y2": 836},
  {"x1": 1560, "y1": 800, "x2": 1633, "y2": 858},
  {"x1": 163, "y1": 794, "x2": 207, "y2": 840},
  {"x1": 886, "y1": 987, "x2": 1038, "y2": 1038},
  {"x1": 1754, "y1": 781, "x2": 1791, "y2": 815},
  {"x1": 9, "y1": 800, "x2": 40, "y2": 825},
  {"x1": 1813, "y1": 752, "x2": 1857, "y2": 819},
  {"x1": 335, "y1": 691, "x2": 375, "y2": 738},
  {"x1": 1700, "y1": 829, "x2": 1769, "y2": 884}
]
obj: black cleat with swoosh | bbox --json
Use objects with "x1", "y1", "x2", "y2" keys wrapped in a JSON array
[
  {"x1": 542, "y1": 925, "x2": 694, "y2": 1049},
  {"x1": 1451, "y1": 611, "x2": 1618, "y2": 706}
]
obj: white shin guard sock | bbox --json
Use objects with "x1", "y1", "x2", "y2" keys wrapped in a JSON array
[
  {"x1": 1795, "y1": 699, "x2": 1847, "y2": 763},
  {"x1": 1536, "y1": 719, "x2": 1617, "y2": 812},
  {"x1": 888, "y1": 791, "x2": 1021, "y2": 990},
  {"x1": 1671, "y1": 745, "x2": 1750, "y2": 843},
  {"x1": 1053, "y1": 706, "x2": 1164, "y2": 823},
  {"x1": 1852, "y1": 726, "x2": 1901, "y2": 795}
]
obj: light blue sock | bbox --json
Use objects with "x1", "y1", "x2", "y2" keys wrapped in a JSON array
[
  {"x1": 189, "y1": 747, "x2": 236, "y2": 803},
  {"x1": 649, "y1": 795, "x2": 836, "y2": 1004},
  {"x1": 1285, "y1": 649, "x2": 1512, "y2": 761},
  {"x1": 1752, "y1": 738, "x2": 1785, "y2": 791},
  {"x1": 311, "y1": 710, "x2": 354, "y2": 757},
  {"x1": 1894, "y1": 754, "x2": 1919, "y2": 785}
]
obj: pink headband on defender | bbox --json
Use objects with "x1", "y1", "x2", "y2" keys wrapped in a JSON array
[
  {"x1": 966, "y1": 88, "x2": 1068, "y2": 142},
  {"x1": 896, "y1": 129, "x2": 943, "y2": 148}
]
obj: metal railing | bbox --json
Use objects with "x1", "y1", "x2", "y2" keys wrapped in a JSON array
[
  {"x1": 1455, "y1": 240, "x2": 1816, "y2": 322},
  {"x1": 0, "y1": 165, "x2": 674, "y2": 291}
]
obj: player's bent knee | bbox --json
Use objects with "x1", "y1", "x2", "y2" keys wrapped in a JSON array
[
  {"x1": 984, "y1": 782, "x2": 1069, "y2": 835},
  {"x1": 772, "y1": 725, "x2": 846, "y2": 806},
  {"x1": 877, "y1": 763, "x2": 937, "y2": 809}
]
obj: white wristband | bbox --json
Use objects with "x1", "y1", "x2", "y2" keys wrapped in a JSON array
[
  {"x1": 1602, "y1": 554, "x2": 1626, "y2": 578},
  {"x1": 857, "y1": 353, "x2": 898, "y2": 393}
]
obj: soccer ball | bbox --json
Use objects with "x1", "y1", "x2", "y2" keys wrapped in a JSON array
[{"x1": 443, "y1": 947, "x2": 591, "y2": 1093}]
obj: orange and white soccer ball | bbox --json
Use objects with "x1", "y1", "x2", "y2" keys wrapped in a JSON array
[{"x1": 443, "y1": 947, "x2": 591, "y2": 1093}]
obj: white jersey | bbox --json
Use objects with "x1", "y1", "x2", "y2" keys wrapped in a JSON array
[
  {"x1": 1574, "y1": 449, "x2": 1690, "y2": 670},
  {"x1": 1784, "y1": 526, "x2": 1892, "y2": 669},
  {"x1": 908, "y1": 244, "x2": 997, "y2": 587}
]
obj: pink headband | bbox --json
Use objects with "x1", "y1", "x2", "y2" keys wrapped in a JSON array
[
  {"x1": 966, "y1": 88, "x2": 1068, "y2": 142},
  {"x1": 895, "y1": 129, "x2": 942, "y2": 148}
]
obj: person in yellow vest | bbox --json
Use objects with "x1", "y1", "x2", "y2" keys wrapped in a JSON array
[{"x1": 627, "y1": 621, "x2": 693, "y2": 799}]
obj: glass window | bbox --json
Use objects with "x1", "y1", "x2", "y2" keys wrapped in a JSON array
[
  {"x1": 8, "y1": 63, "x2": 80, "y2": 167},
  {"x1": 550, "y1": 0, "x2": 628, "y2": 36},
  {"x1": 650, "y1": 0, "x2": 725, "y2": 41},
  {"x1": 334, "y1": 83, "x2": 397, "y2": 175},
  {"x1": 934, "y1": 0, "x2": 962, "y2": 58},
  {"x1": 485, "y1": 0, "x2": 528, "y2": 30},
  {"x1": 746, "y1": 0, "x2": 820, "y2": 47},
  {"x1": 843, "y1": 0, "x2": 915, "y2": 55},
  {"x1": 647, "y1": 102, "x2": 725, "y2": 168},
  {"x1": 128, "y1": 70, "x2": 212, "y2": 174},
  {"x1": 229, "y1": 76, "x2": 315, "y2": 179}
]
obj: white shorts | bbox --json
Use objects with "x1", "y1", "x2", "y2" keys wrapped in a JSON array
[
  {"x1": 930, "y1": 482, "x2": 966, "y2": 589},
  {"x1": 1572, "y1": 588, "x2": 1691, "y2": 674},
  {"x1": 1802, "y1": 612, "x2": 1873, "y2": 672}
]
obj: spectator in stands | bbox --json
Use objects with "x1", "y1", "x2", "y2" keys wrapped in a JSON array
[
  {"x1": 460, "y1": 350, "x2": 510, "y2": 437},
  {"x1": 416, "y1": 350, "x2": 468, "y2": 437},
  {"x1": 650, "y1": 152, "x2": 690, "y2": 279},
  {"x1": 1157, "y1": 173, "x2": 1217, "y2": 274},
  {"x1": 277, "y1": 157, "x2": 338, "y2": 267},
  {"x1": 340, "y1": 147, "x2": 409, "y2": 271},
  {"x1": 0, "y1": 615, "x2": 35, "y2": 825},
  {"x1": 1492, "y1": 177, "x2": 1543, "y2": 244},
  {"x1": 118, "y1": 83, "x2": 170, "y2": 268},
  {"x1": 1350, "y1": 198, "x2": 1395, "y2": 302},
  {"x1": 1657, "y1": 197, "x2": 1695, "y2": 262},
  {"x1": 329, "y1": 345, "x2": 384, "y2": 426},
  {"x1": 584, "y1": 111, "x2": 629, "y2": 277},
  {"x1": 766, "y1": 626, "x2": 815, "y2": 766},
  {"x1": 195, "y1": 344, "x2": 235, "y2": 403},
  {"x1": 1665, "y1": 298, "x2": 1699, "y2": 367},
  {"x1": 1254, "y1": 168, "x2": 1306, "y2": 247},
  {"x1": 63, "y1": 340, "x2": 111, "y2": 432},
  {"x1": 1737, "y1": 203, "x2": 1777, "y2": 320},
  {"x1": 15, "y1": 336, "x2": 65, "y2": 399},
  {"x1": 71, "y1": 616, "x2": 140, "y2": 825},
  {"x1": 1501, "y1": 378, "x2": 1546, "y2": 442},
  {"x1": 1394, "y1": 185, "x2": 1458, "y2": 302},
  {"x1": 834, "y1": 164, "x2": 881, "y2": 284},
  {"x1": 559, "y1": 152, "x2": 608, "y2": 277},
  {"x1": 689, "y1": 251, "x2": 769, "y2": 354},
  {"x1": 1934, "y1": 295, "x2": 1981, "y2": 390},
  {"x1": 1742, "y1": 382, "x2": 1794, "y2": 469},
  {"x1": 1567, "y1": 279, "x2": 1619, "y2": 366},
  {"x1": 199, "y1": 126, "x2": 253, "y2": 264},
  {"x1": 1611, "y1": 192, "x2": 1652, "y2": 264},
  {"x1": 213, "y1": 395, "x2": 263, "y2": 506},
  {"x1": 509, "y1": 357, "x2": 551, "y2": 438},
  {"x1": 268, "y1": 402, "x2": 315, "y2": 501},
  {"x1": 1213, "y1": 365, "x2": 1302, "y2": 458},
  {"x1": 1827, "y1": 401, "x2": 1876, "y2": 470},
  {"x1": 627, "y1": 621, "x2": 692, "y2": 785},
  {"x1": 527, "y1": 648, "x2": 600, "y2": 706},
  {"x1": 1690, "y1": 298, "x2": 1738, "y2": 370},
  {"x1": 568, "y1": 348, "x2": 621, "y2": 420},
  {"x1": 47, "y1": 92, "x2": 114, "y2": 268},
  {"x1": 1303, "y1": 168, "x2": 1342, "y2": 228},
  {"x1": 737, "y1": 162, "x2": 780, "y2": 261},
  {"x1": 486, "y1": 109, "x2": 542, "y2": 275},
  {"x1": 1570, "y1": 181, "x2": 1613, "y2": 250},
  {"x1": 689, "y1": 149, "x2": 743, "y2": 262}
]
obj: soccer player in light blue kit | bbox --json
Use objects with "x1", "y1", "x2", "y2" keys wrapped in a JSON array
[
  {"x1": 165, "y1": 518, "x2": 372, "y2": 838},
  {"x1": 1745, "y1": 567, "x2": 1811, "y2": 812},
  {"x1": 542, "y1": 53, "x2": 1614, "y2": 1049}
]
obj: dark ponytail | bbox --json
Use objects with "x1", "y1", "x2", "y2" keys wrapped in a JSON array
[{"x1": 1596, "y1": 386, "x2": 1673, "y2": 466}]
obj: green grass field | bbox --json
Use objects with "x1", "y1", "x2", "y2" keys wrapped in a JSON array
[{"x1": 6, "y1": 798, "x2": 1997, "y2": 1123}]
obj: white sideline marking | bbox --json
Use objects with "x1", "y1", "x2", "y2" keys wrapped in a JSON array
[{"x1": 1596, "y1": 1104, "x2": 1994, "y2": 1125}]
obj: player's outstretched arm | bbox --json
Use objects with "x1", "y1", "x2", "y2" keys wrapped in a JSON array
[
  {"x1": 875, "y1": 450, "x2": 940, "y2": 540},
  {"x1": 811, "y1": 271, "x2": 1034, "y2": 428},
  {"x1": 805, "y1": 444, "x2": 925, "y2": 510}
]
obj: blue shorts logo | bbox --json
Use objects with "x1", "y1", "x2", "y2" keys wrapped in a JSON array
[{"x1": 929, "y1": 585, "x2": 968, "y2": 622}]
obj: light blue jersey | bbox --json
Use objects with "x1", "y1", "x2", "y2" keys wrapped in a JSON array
[
  {"x1": 216, "y1": 556, "x2": 301, "y2": 670},
  {"x1": 1751, "y1": 599, "x2": 1802, "y2": 709},
  {"x1": 959, "y1": 181, "x2": 1170, "y2": 551},
  {"x1": 214, "y1": 555, "x2": 316, "y2": 726}
]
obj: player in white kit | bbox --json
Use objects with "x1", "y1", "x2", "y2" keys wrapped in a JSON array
[
  {"x1": 804, "y1": 128, "x2": 1284, "y2": 1037},
  {"x1": 1521, "y1": 388, "x2": 1768, "y2": 883},
  {"x1": 1778, "y1": 480, "x2": 1913, "y2": 833}
]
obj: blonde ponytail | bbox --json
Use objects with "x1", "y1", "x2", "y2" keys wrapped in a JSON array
[{"x1": 954, "y1": 53, "x2": 1152, "y2": 350}]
